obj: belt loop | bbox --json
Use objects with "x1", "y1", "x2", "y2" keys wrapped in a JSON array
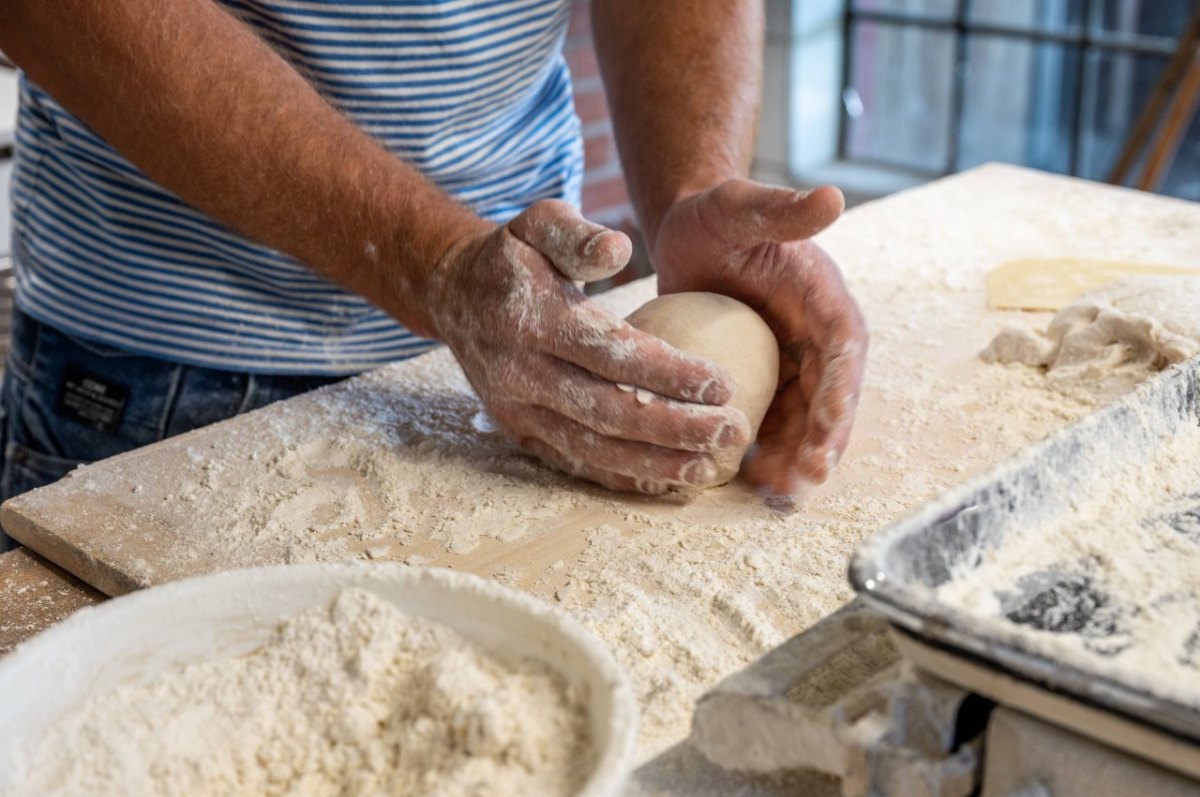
[
  {"x1": 237, "y1": 373, "x2": 258, "y2": 416},
  {"x1": 157, "y1": 366, "x2": 185, "y2": 441},
  {"x1": 24, "y1": 308, "x2": 46, "y2": 383}
]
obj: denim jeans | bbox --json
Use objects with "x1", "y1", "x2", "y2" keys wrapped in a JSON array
[{"x1": 0, "y1": 308, "x2": 344, "y2": 550}]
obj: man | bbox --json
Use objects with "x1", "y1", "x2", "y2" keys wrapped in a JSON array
[{"x1": 0, "y1": 1, "x2": 866, "y2": 541}]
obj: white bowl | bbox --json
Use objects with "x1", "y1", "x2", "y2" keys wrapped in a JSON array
[{"x1": 0, "y1": 562, "x2": 637, "y2": 796}]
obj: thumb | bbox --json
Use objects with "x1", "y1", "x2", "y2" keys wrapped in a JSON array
[
  {"x1": 761, "y1": 184, "x2": 844, "y2": 242},
  {"x1": 713, "y1": 181, "x2": 845, "y2": 245},
  {"x1": 508, "y1": 199, "x2": 633, "y2": 282}
]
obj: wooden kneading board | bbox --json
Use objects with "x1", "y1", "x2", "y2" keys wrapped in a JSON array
[
  {"x1": 4, "y1": 165, "x2": 1200, "y2": 611},
  {"x1": 0, "y1": 346, "x2": 778, "y2": 601}
]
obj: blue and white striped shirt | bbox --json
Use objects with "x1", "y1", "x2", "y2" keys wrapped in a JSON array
[{"x1": 11, "y1": 0, "x2": 581, "y2": 375}]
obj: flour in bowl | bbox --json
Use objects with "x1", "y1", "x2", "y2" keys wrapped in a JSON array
[{"x1": 16, "y1": 588, "x2": 591, "y2": 797}]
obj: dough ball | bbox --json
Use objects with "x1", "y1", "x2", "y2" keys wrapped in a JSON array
[{"x1": 625, "y1": 292, "x2": 780, "y2": 485}]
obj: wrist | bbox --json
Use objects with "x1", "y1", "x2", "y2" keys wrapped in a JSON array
[{"x1": 402, "y1": 211, "x2": 495, "y2": 341}]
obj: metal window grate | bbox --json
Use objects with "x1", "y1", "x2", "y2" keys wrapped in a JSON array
[{"x1": 837, "y1": 0, "x2": 1189, "y2": 179}]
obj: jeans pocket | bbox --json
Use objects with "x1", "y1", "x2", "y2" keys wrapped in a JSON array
[
  {"x1": 22, "y1": 316, "x2": 176, "y2": 457},
  {"x1": 2, "y1": 440, "x2": 83, "y2": 502},
  {"x1": 0, "y1": 441, "x2": 82, "y2": 550}
]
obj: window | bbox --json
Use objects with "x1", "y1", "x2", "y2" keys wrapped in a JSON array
[{"x1": 776, "y1": 0, "x2": 1199, "y2": 201}]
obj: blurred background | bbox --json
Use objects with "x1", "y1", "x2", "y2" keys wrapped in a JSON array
[
  {"x1": 763, "y1": 0, "x2": 1198, "y2": 204},
  {"x1": 0, "y1": 0, "x2": 1193, "y2": 293},
  {"x1": 565, "y1": 0, "x2": 1199, "y2": 284}
]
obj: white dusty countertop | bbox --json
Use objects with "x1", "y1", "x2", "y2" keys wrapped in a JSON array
[{"x1": 4, "y1": 164, "x2": 1199, "y2": 794}]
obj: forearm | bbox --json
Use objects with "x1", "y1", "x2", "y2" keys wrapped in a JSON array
[
  {"x1": 591, "y1": 0, "x2": 763, "y2": 252},
  {"x1": 0, "y1": 0, "x2": 487, "y2": 337}
]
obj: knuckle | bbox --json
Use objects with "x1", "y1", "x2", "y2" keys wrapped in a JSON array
[
  {"x1": 677, "y1": 455, "x2": 718, "y2": 487},
  {"x1": 719, "y1": 413, "x2": 753, "y2": 450},
  {"x1": 527, "y1": 198, "x2": 571, "y2": 224},
  {"x1": 594, "y1": 470, "x2": 631, "y2": 493},
  {"x1": 568, "y1": 303, "x2": 624, "y2": 343},
  {"x1": 498, "y1": 235, "x2": 535, "y2": 269}
]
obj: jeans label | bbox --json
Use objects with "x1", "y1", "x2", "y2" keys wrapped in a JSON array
[{"x1": 57, "y1": 365, "x2": 128, "y2": 434}]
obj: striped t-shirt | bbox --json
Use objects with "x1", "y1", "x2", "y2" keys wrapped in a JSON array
[{"x1": 11, "y1": 0, "x2": 581, "y2": 375}]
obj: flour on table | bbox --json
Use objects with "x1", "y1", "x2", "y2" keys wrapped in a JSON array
[
  {"x1": 983, "y1": 276, "x2": 1200, "y2": 401},
  {"x1": 16, "y1": 589, "x2": 590, "y2": 797},
  {"x1": 60, "y1": 272, "x2": 1099, "y2": 759},
  {"x1": 0, "y1": 553, "x2": 101, "y2": 657},
  {"x1": 47, "y1": 169, "x2": 1197, "y2": 765}
]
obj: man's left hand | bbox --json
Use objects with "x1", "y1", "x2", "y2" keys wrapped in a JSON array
[{"x1": 651, "y1": 179, "x2": 868, "y2": 496}]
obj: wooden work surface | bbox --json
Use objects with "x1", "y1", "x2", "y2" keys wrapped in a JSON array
[
  {"x1": 2, "y1": 167, "x2": 1199, "y2": 777},
  {"x1": 0, "y1": 548, "x2": 104, "y2": 656},
  {"x1": 5, "y1": 162, "x2": 1200, "y2": 601}
]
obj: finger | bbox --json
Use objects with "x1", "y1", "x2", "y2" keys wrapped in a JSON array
[
  {"x1": 797, "y1": 345, "x2": 822, "y2": 398},
  {"x1": 807, "y1": 338, "x2": 866, "y2": 440},
  {"x1": 542, "y1": 297, "x2": 736, "y2": 406},
  {"x1": 747, "y1": 362, "x2": 860, "y2": 491},
  {"x1": 520, "y1": 437, "x2": 669, "y2": 495},
  {"x1": 760, "y1": 355, "x2": 859, "y2": 488},
  {"x1": 507, "y1": 199, "x2": 632, "y2": 283},
  {"x1": 803, "y1": 406, "x2": 856, "y2": 479},
  {"x1": 767, "y1": 269, "x2": 867, "y2": 478},
  {"x1": 785, "y1": 258, "x2": 867, "y2": 353},
  {"x1": 499, "y1": 404, "x2": 720, "y2": 488},
  {"x1": 782, "y1": 281, "x2": 867, "y2": 438},
  {"x1": 516, "y1": 356, "x2": 750, "y2": 453},
  {"x1": 743, "y1": 379, "x2": 809, "y2": 495}
]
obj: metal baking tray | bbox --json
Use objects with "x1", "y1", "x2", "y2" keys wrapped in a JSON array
[{"x1": 850, "y1": 356, "x2": 1200, "y2": 746}]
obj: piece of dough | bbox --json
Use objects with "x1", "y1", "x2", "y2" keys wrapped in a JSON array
[
  {"x1": 986, "y1": 258, "x2": 1200, "y2": 312},
  {"x1": 625, "y1": 292, "x2": 779, "y2": 485},
  {"x1": 982, "y1": 276, "x2": 1200, "y2": 400}
]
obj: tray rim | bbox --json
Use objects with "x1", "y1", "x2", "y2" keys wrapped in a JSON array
[{"x1": 849, "y1": 356, "x2": 1200, "y2": 744}]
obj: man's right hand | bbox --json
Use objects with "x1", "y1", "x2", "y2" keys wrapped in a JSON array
[{"x1": 423, "y1": 200, "x2": 751, "y2": 494}]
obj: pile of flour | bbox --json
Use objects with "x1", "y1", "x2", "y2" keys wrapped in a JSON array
[
  {"x1": 15, "y1": 589, "x2": 591, "y2": 797},
  {"x1": 982, "y1": 276, "x2": 1200, "y2": 401}
]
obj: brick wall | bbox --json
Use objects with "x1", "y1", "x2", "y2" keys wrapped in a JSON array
[{"x1": 564, "y1": 1, "x2": 652, "y2": 287}]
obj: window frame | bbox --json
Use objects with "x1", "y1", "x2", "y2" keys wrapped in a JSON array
[{"x1": 837, "y1": 0, "x2": 1183, "y2": 178}]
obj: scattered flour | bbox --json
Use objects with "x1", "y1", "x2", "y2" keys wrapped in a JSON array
[
  {"x1": 982, "y1": 276, "x2": 1200, "y2": 401},
  {"x1": 0, "y1": 552, "x2": 103, "y2": 657},
  {"x1": 935, "y1": 419, "x2": 1200, "y2": 710},
  {"x1": 29, "y1": 167, "x2": 1199, "y2": 769},
  {"x1": 53, "y1": 261, "x2": 1107, "y2": 758},
  {"x1": 47, "y1": 279, "x2": 1101, "y2": 759},
  {"x1": 15, "y1": 589, "x2": 590, "y2": 797}
]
